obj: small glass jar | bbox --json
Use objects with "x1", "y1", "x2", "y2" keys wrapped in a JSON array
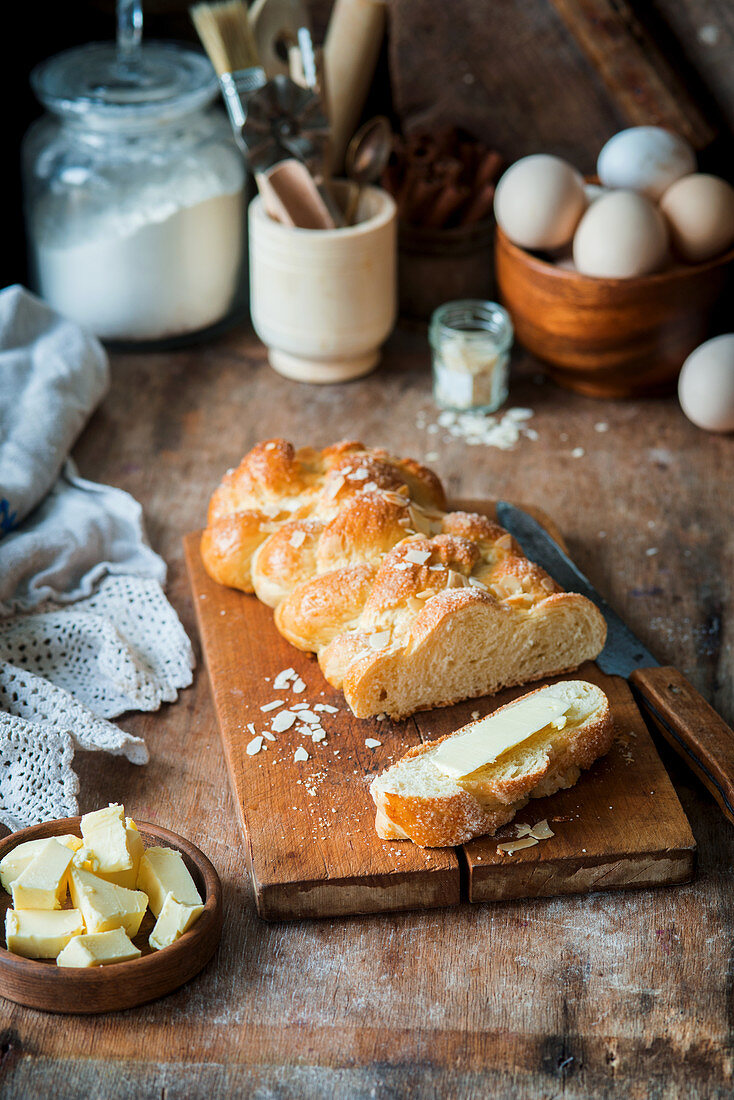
[
  {"x1": 22, "y1": 42, "x2": 247, "y2": 346},
  {"x1": 429, "y1": 300, "x2": 513, "y2": 413}
]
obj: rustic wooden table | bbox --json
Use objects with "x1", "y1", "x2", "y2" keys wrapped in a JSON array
[{"x1": 2, "y1": 325, "x2": 732, "y2": 1098}]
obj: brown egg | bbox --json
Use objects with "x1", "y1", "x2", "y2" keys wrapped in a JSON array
[
  {"x1": 494, "y1": 155, "x2": 587, "y2": 251},
  {"x1": 573, "y1": 191, "x2": 669, "y2": 278},
  {"x1": 660, "y1": 174, "x2": 734, "y2": 263}
]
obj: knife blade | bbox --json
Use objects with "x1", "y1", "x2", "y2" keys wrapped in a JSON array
[
  {"x1": 496, "y1": 500, "x2": 734, "y2": 826},
  {"x1": 495, "y1": 501, "x2": 658, "y2": 677}
]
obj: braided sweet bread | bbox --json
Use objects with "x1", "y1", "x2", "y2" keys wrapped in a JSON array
[{"x1": 201, "y1": 439, "x2": 607, "y2": 719}]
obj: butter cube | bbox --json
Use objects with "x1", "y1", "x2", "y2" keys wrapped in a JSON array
[
  {"x1": 149, "y1": 894, "x2": 204, "y2": 951},
  {"x1": 72, "y1": 846, "x2": 100, "y2": 873},
  {"x1": 5, "y1": 908, "x2": 84, "y2": 959},
  {"x1": 0, "y1": 835, "x2": 82, "y2": 893},
  {"x1": 95, "y1": 819, "x2": 145, "y2": 890},
  {"x1": 80, "y1": 804, "x2": 132, "y2": 874},
  {"x1": 138, "y1": 847, "x2": 202, "y2": 917},
  {"x1": 69, "y1": 868, "x2": 147, "y2": 937},
  {"x1": 57, "y1": 927, "x2": 141, "y2": 968},
  {"x1": 11, "y1": 839, "x2": 74, "y2": 910}
]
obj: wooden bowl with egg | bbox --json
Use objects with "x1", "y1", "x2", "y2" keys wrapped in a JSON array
[{"x1": 495, "y1": 226, "x2": 734, "y2": 399}]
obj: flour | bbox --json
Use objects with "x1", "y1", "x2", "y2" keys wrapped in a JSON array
[{"x1": 33, "y1": 180, "x2": 244, "y2": 341}]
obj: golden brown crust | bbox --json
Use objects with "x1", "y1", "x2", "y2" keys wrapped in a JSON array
[
  {"x1": 202, "y1": 439, "x2": 607, "y2": 718},
  {"x1": 371, "y1": 684, "x2": 615, "y2": 847}
]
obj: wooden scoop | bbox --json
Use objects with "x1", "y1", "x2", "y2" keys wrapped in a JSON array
[{"x1": 257, "y1": 159, "x2": 336, "y2": 229}]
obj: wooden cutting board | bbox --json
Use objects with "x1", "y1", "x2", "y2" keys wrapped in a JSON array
[{"x1": 184, "y1": 499, "x2": 695, "y2": 921}]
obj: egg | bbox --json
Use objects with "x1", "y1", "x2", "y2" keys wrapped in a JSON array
[
  {"x1": 494, "y1": 154, "x2": 587, "y2": 250},
  {"x1": 660, "y1": 174, "x2": 734, "y2": 263},
  {"x1": 678, "y1": 334, "x2": 734, "y2": 432},
  {"x1": 573, "y1": 190, "x2": 669, "y2": 278},
  {"x1": 597, "y1": 126, "x2": 696, "y2": 201}
]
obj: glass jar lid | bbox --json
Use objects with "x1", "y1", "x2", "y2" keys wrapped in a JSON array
[{"x1": 31, "y1": 41, "x2": 218, "y2": 129}]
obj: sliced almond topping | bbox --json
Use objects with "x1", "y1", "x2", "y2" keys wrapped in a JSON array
[
  {"x1": 363, "y1": 481, "x2": 378, "y2": 492},
  {"x1": 327, "y1": 475, "x2": 345, "y2": 499},
  {"x1": 350, "y1": 468, "x2": 369, "y2": 480},
  {"x1": 415, "y1": 590, "x2": 435, "y2": 600},
  {"x1": 405, "y1": 548, "x2": 431, "y2": 566},
  {"x1": 468, "y1": 576, "x2": 488, "y2": 589},
  {"x1": 540, "y1": 577, "x2": 556, "y2": 593},
  {"x1": 289, "y1": 530, "x2": 306, "y2": 549},
  {"x1": 497, "y1": 837, "x2": 538, "y2": 855},
  {"x1": 529, "y1": 820, "x2": 555, "y2": 841},
  {"x1": 495, "y1": 534, "x2": 513, "y2": 551},
  {"x1": 382, "y1": 490, "x2": 408, "y2": 506},
  {"x1": 367, "y1": 630, "x2": 391, "y2": 650}
]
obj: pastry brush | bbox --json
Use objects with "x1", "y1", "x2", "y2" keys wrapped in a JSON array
[{"x1": 191, "y1": 0, "x2": 266, "y2": 138}]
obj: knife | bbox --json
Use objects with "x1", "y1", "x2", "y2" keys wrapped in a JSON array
[{"x1": 496, "y1": 500, "x2": 734, "y2": 826}]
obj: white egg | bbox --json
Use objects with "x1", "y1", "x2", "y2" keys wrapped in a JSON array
[
  {"x1": 678, "y1": 334, "x2": 734, "y2": 432},
  {"x1": 597, "y1": 127, "x2": 696, "y2": 201},
  {"x1": 660, "y1": 174, "x2": 734, "y2": 263},
  {"x1": 494, "y1": 154, "x2": 587, "y2": 251},
  {"x1": 573, "y1": 190, "x2": 669, "y2": 278}
]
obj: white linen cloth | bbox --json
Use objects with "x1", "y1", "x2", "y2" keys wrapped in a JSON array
[{"x1": 0, "y1": 287, "x2": 194, "y2": 832}]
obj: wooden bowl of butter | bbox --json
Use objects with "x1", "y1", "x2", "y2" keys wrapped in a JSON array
[{"x1": 0, "y1": 806, "x2": 222, "y2": 1013}]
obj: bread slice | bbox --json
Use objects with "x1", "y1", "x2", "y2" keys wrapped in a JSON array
[{"x1": 370, "y1": 680, "x2": 613, "y2": 847}]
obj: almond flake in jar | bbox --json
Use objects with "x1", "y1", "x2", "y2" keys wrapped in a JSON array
[{"x1": 429, "y1": 301, "x2": 513, "y2": 414}]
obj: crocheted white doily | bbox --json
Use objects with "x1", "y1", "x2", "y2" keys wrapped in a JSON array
[{"x1": 0, "y1": 575, "x2": 195, "y2": 831}]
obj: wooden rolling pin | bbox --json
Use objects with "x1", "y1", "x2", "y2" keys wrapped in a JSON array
[
  {"x1": 324, "y1": 0, "x2": 387, "y2": 176},
  {"x1": 548, "y1": 0, "x2": 716, "y2": 150}
]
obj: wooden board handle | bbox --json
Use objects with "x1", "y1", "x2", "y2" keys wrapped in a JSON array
[
  {"x1": 548, "y1": 0, "x2": 716, "y2": 150},
  {"x1": 630, "y1": 666, "x2": 734, "y2": 825}
]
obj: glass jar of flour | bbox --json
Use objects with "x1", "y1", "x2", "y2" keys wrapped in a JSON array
[{"x1": 23, "y1": 42, "x2": 247, "y2": 345}]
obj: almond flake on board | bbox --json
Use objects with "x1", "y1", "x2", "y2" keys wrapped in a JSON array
[
  {"x1": 529, "y1": 819, "x2": 555, "y2": 841},
  {"x1": 365, "y1": 738, "x2": 382, "y2": 749},
  {"x1": 315, "y1": 704, "x2": 338, "y2": 713},
  {"x1": 515, "y1": 823, "x2": 533, "y2": 837},
  {"x1": 246, "y1": 736, "x2": 264, "y2": 756},
  {"x1": 261, "y1": 730, "x2": 276, "y2": 742},
  {"x1": 273, "y1": 668, "x2": 296, "y2": 689},
  {"x1": 294, "y1": 747, "x2": 309, "y2": 762},
  {"x1": 497, "y1": 837, "x2": 538, "y2": 855},
  {"x1": 271, "y1": 710, "x2": 297, "y2": 733},
  {"x1": 292, "y1": 677, "x2": 307, "y2": 692},
  {"x1": 260, "y1": 700, "x2": 283, "y2": 712}
]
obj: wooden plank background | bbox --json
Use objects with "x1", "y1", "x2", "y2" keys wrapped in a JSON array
[{"x1": 1, "y1": 328, "x2": 732, "y2": 1096}]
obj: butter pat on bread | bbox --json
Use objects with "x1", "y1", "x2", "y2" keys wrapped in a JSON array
[{"x1": 370, "y1": 680, "x2": 614, "y2": 847}]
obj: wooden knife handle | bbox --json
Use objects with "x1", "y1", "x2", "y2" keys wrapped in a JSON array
[{"x1": 630, "y1": 666, "x2": 734, "y2": 826}]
